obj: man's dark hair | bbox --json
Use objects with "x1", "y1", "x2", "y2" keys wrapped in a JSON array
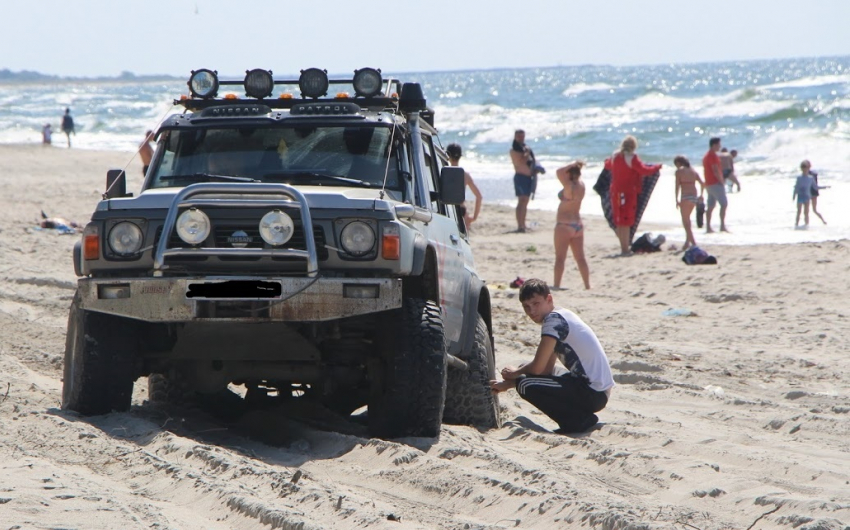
[
  {"x1": 519, "y1": 278, "x2": 550, "y2": 301},
  {"x1": 446, "y1": 143, "x2": 462, "y2": 159},
  {"x1": 709, "y1": 137, "x2": 721, "y2": 147},
  {"x1": 515, "y1": 129, "x2": 525, "y2": 135}
]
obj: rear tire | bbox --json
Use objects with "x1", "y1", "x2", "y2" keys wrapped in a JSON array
[
  {"x1": 369, "y1": 298, "x2": 447, "y2": 438},
  {"x1": 62, "y1": 293, "x2": 138, "y2": 415},
  {"x1": 443, "y1": 315, "x2": 501, "y2": 429}
]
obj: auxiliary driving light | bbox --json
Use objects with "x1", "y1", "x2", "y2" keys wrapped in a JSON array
[
  {"x1": 353, "y1": 68, "x2": 382, "y2": 98},
  {"x1": 299, "y1": 68, "x2": 329, "y2": 99},
  {"x1": 175, "y1": 208, "x2": 211, "y2": 246},
  {"x1": 188, "y1": 69, "x2": 219, "y2": 98},
  {"x1": 259, "y1": 210, "x2": 294, "y2": 246},
  {"x1": 244, "y1": 69, "x2": 274, "y2": 99},
  {"x1": 343, "y1": 284, "x2": 379, "y2": 299},
  {"x1": 98, "y1": 284, "x2": 130, "y2": 300},
  {"x1": 340, "y1": 221, "x2": 375, "y2": 256},
  {"x1": 107, "y1": 221, "x2": 143, "y2": 256}
]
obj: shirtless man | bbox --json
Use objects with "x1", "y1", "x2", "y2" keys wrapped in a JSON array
[
  {"x1": 719, "y1": 148, "x2": 741, "y2": 192},
  {"x1": 510, "y1": 129, "x2": 534, "y2": 232},
  {"x1": 139, "y1": 130, "x2": 155, "y2": 176},
  {"x1": 554, "y1": 161, "x2": 590, "y2": 290},
  {"x1": 674, "y1": 155, "x2": 705, "y2": 251},
  {"x1": 446, "y1": 143, "x2": 483, "y2": 228}
]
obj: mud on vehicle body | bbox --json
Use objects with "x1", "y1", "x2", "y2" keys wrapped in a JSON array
[{"x1": 62, "y1": 68, "x2": 500, "y2": 438}]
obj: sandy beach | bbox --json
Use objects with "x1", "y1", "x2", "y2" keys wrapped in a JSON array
[{"x1": 1, "y1": 144, "x2": 848, "y2": 529}]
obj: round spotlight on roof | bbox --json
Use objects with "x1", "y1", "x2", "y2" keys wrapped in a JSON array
[
  {"x1": 299, "y1": 68, "x2": 329, "y2": 99},
  {"x1": 188, "y1": 69, "x2": 219, "y2": 99},
  {"x1": 244, "y1": 69, "x2": 274, "y2": 99},
  {"x1": 353, "y1": 68, "x2": 383, "y2": 98}
]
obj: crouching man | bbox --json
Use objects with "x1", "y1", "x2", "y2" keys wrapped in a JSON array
[{"x1": 489, "y1": 279, "x2": 614, "y2": 433}]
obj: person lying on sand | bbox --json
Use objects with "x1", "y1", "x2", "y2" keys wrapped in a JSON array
[
  {"x1": 39, "y1": 211, "x2": 82, "y2": 232},
  {"x1": 489, "y1": 278, "x2": 614, "y2": 433}
]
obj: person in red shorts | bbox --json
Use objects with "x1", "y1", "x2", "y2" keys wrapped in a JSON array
[{"x1": 604, "y1": 135, "x2": 662, "y2": 255}]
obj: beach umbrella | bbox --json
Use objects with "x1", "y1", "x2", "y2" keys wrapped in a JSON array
[{"x1": 593, "y1": 168, "x2": 660, "y2": 242}]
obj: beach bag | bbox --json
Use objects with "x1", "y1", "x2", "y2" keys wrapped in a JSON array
[
  {"x1": 631, "y1": 232, "x2": 665, "y2": 253},
  {"x1": 682, "y1": 246, "x2": 717, "y2": 265}
]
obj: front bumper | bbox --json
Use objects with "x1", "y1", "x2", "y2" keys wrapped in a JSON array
[{"x1": 77, "y1": 276, "x2": 402, "y2": 322}]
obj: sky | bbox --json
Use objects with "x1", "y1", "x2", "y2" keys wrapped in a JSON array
[{"x1": 4, "y1": 0, "x2": 849, "y2": 78}]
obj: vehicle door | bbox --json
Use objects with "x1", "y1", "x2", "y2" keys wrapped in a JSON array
[{"x1": 421, "y1": 134, "x2": 466, "y2": 349}]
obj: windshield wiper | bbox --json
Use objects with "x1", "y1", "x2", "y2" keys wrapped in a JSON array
[
  {"x1": 159, "y1": 173, "x2": 258, "y2": 183},
  {"x1": 263, "y1": 170, "x2": 374, "y2": 188}
]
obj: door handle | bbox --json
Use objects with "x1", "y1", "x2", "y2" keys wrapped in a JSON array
[{"x1": 449, "y1": 234, "x2": 459, "y2": 244}]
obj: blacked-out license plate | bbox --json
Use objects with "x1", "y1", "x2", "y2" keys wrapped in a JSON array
[{"x1": 186, "y1": 280, "x2": 282, "y2": 299}]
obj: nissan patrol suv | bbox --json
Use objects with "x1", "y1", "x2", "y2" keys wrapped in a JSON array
[{"x1": 62, "y1": 68, "x2": 500, "y2": 438}]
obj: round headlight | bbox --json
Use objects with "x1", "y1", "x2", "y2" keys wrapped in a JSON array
[
  {"x1": 299, "y1": 68, "x2": 329, "y2": 99},
  {"x1": 244, "y1": 68, "x2": 274, "y2": 99},
  {"x1": 108, "y1": 222, "x2": 143, "y2": 255},
  {"x1": 340, "y1": 221, "x2": 375, "y2": 256},
  {"x1": 259, "y1": 210, "x2": 294, "y2": 246},
  {"x1": 188, "y1": 69, "x2": 219, "y2": 98},
  {"x1": 353, "y1": 68, "x2": 383, "y2": 98},
  {"x1": 176, "y1": 208, "x2": 210, "y2": 245}
]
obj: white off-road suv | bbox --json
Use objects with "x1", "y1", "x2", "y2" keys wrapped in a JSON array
[{"x1": 62, "y1": 68, "x2": 500, "y2": 438}]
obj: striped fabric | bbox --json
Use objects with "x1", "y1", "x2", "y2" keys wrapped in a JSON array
[{"x1": 593, "y1": 168, "x2": 660, "y2": 243}]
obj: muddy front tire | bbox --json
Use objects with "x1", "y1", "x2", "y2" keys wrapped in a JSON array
[
  {"x1": 443, "y1": 315, "x2": 501, "y2": 429},
  {"x1": 62, "y1": 294, "x2": 138, "y2": 415},
  {"x1": 369, "y1": 298, "x2": 447, "y2": 438}
]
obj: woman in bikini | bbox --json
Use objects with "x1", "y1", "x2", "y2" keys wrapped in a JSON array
[
  {"x1": 674, "y1": 155, "x2": 705, "y2": 251},
  {"x1": 554, "y1": 161, "x2": 590, "y2": 290}
]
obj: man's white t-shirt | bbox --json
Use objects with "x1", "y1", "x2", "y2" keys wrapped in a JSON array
[{"x1": 541, "y1": 308, "x2": 615, "y2": 393}]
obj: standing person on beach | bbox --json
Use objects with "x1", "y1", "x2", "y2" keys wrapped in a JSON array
[
  {"x1": 702, "y1": 137, "x2": 729, "y2": 233},
  {"x1": 489, "y1": 279, "x2": 613, "y2": 433},
  {"x1": 139, "y1": 130, "x2": 155, "y2": 177},
  {"x1": 61, "y1": 108, "x2": 75, "y2": 148},
  {"x1": 802, "y1": 160, "x2": 828, "y2": 224},
  {"x1": 604, "y1": 135, "x2": 662, "y2": 255},
  {"x1": 674, "y1": 155, "x2": 705, "y2": 251},
  {"x1": 446, "y1": 143, "x2": 483, "y2": 228},
  {"x1": 553, "y1": 161, "x2": 590, "y2": 290},
  {"x1": 41, "y1": 124, "x2": 52, "y2": 145},
  {"x1": 719, "y1": 148, "x2": 741, "y2": 193},
  {"x1": 793, "y1": 161, "x2": 818, "y2": 228},
  {"x1": 510, "y1": 129, "x2": 534, "y2": 233}
]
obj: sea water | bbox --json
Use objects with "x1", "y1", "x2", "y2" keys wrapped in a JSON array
[{"x1": 1, "y1": 56, "x2": 848, "y2": 245}]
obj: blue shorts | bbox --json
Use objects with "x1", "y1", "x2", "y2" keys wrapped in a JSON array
[
  {"x1": 514, "y1": 173, "x2": 533, "y2": 197},
  {"x1": 706, "y1": 184, "x2": 728, "y2": 209}
]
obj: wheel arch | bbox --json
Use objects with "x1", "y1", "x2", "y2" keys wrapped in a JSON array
[
  {"x1": 403, "y1": 242, "x2": 439, "y2": 303},
  {"x1": 459, "y1": 279, "x2": 492, "y2": 358}
]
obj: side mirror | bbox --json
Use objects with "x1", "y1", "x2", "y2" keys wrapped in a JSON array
[
  {"x1": 439, "y1": 166, "x2": 465, "y2": 205},
  {"x1": 105, "y1": 169, "x2": 127, "y2": 199}
]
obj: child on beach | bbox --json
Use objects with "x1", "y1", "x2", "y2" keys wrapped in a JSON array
[
  {"x1": 802, "y1": 160, "x2": 828, "y2": 225},
  {"x1": 793, "y1": 161, "x2": 817, "y2": 228},
  {"x1": 489, "y1": 279, "x2": 614, "y2": 433}
]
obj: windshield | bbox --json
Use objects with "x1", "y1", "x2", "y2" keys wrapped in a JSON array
[{"x1": 149, "y1": 125, "x2": 401, "y2": 190}]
